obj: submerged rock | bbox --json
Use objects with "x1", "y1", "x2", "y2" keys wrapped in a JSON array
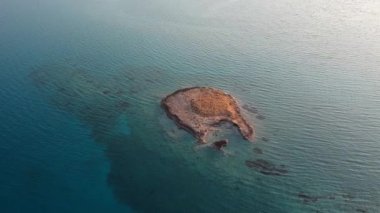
[
  {"x1": 342, "y1": 193, "x2": 355, "y2": 200},
  {"x1": 213, "y1": 139, "x2": 228, "y2": 150},
  {"x1": 297, "y1": 192, "x2": 352, "y2": 205},
  {"x1": 161, "y1": 87, "x2": 254, "y2": 143},
  {"x1": 242, "y1": 104, "x2": 258, "y2": 114},
  {"x1": 245, "y1": 159, "x2": 288, "y2": 176},
  {"x1": 256, "y1": 114, "x2": 266, "y2": 120},
  {"x1": 298, "y1": 192, "x2": 320, "y2": 204},
  {"x1": 253, "y1": 147, "x2": 263, "y2": 154}
]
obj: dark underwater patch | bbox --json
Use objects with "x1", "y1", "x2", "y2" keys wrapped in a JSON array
[
  {"x1": 253, "y1": 147, "x2": 263, "y2": 154},
  {"x1": 245, "y1": 159, "x2": 288, "y2": 176},
  {"x1": 256, "y1": 114, "x2": 266, "y2": 120},
  {"x1": 30, "y1": 64, "x2": 268, "y2": 212},
  {"x1": 242, "y1": 104, "x2": 258, "y2": 114}
]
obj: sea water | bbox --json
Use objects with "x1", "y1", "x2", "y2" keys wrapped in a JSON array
[{"x1": 1, "y1": 0, "x2": 380, "y2": 212}]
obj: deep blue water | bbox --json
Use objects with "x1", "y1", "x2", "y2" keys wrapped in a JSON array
[{"x1": 1, "y1": 0, "x2": 380, "y2": 212}]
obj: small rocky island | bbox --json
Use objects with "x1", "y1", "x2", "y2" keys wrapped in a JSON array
[{"x1": 161, "y1": 87, "x2": 254, "y2": 144}]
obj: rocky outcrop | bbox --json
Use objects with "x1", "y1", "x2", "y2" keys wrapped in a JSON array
[{"x1": 161, "y1": 87, "x2": 254, "y2": 143}]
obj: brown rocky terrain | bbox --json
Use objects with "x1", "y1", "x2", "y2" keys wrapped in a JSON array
[{"x1": 161, "y1": 87, "x2": 254, "y2": 144}]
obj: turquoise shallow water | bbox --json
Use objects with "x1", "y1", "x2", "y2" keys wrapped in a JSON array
[{"x1": 1, "y1": 0, "x2": 380, "y2": 212}]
